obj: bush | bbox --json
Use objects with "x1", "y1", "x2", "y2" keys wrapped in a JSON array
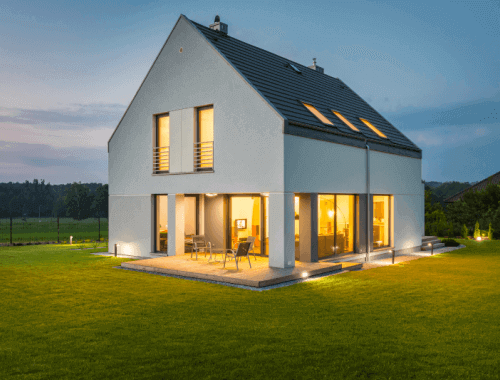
[
  {"x1": 488, "y1": 223, "x2": 494, "y2": 240},
  {"x1": 461, "y1": 224, "x2": 469, "y2": 239},
  {"x1": 441, "y1": 238, "x2": 460, "y2": 247}
]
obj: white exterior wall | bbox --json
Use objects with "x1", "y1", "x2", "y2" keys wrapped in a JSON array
[
  {"x1": 109, "y1": 195, "x2": 152, "y2": 257},
  {"x1": 108, "y1": 17, "x2": 284, "y2": 197},
  {"x1": 284, "y1": 135, "x2": 423, "y2": 251},
  {"x1": 108, "y1": 17, "x2": 284, "y2": 257}
]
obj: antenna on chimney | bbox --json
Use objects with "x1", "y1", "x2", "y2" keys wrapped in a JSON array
[
  {"x1": 308, "y1": 58, "x2": 324, "y2": 74},
  {"x1": 210, "y1": 15, "x2": 228, "y2": 34}
]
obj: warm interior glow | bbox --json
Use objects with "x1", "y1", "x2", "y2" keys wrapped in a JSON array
[
  {"x1": 230, "y1": 196, "x2": 261, "y2": 254},
  {"x1": 373, "y1": 195, "x2": 390, "y2": 248},
  {"x1": 156, "y1": 114, "x2": 170, "y2": 171},
  {"x1": 197, "y1": 106, "x2": 214, "y2": 168},
  {"x1": 360, "y1": 118, "x2": 387, "y2": 138},
  {"x1": 318, "y1": 194, "x2": 355, "y2": 257},
  {"x1": 302, "y1": 103, "x2": 334, "y2": 125},
  {"x1": 184, "y1": 196, "x2": 197, "y2": 236},
  {"x1": 332, "y1": 111, "x2": 359, "y2": 131},
  {"x1": 156, "y1": 195, "x2": 168, "y2": 252},
  {"x1": 158, "y1": 115, "x2": 170, "y2": 147}
]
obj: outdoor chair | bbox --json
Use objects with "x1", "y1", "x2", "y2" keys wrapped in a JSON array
[
  {"x1": 223, "y1": 242, "x2": 252, "y2": 270},
  {"x1": 245, "y1": 236, "x2": 257, "y2": 260},
  {"x1": 192, "y1": 235, "x2": 211, "y2": 260}
]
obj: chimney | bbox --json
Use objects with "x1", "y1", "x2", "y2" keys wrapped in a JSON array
[
  {"x1": 209, "y1": 15, "x2": 228, "y2": 34},
  {"x1": 308, "y1": 58, "x2": 324, "y2": 74}
]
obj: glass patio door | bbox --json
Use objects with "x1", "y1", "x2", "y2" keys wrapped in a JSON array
[{"x1": 229, "y1": 196, "x2": 262, "y2": 254}]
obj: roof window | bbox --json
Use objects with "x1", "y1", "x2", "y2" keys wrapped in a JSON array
[
  {"x1": 332, "y1": 111, "x2": 359, "y2": 132},
  {"x1": 302, "y1": 103, "x2": 333, "y2": 125},
  {"x1": 360, "y1": 118, "x2": 387, "y2": 138},
  {"x1": 289, "y1": 63, "x2": 301, "y2": 74}
]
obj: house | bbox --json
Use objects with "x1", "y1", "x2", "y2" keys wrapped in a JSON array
[
  {"x1": 108, "y1": 15, "x2": 425, "y2": 268},
  {"x1": 444, "y1": 170, "x2": 500, "y2": 203}
]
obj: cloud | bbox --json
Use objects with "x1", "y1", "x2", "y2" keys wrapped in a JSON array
[
  {"x1": 0, "y1": 141, "x2": 107, "y2": 184},
  {"x1": 0, "y1": 103, "x2": 126, "y2": 130}
]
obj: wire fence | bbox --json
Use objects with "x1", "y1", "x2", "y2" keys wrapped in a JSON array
[{"x1": 0, "y1": 217, "x2": 108, "y2": 246}]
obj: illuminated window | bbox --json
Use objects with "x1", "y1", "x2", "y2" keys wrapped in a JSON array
[
  {"x1": 360, "y1": 118, "x2": 387, "y2": 138},
  {"x1": 195, "y1": 106, "x2": 214, "y2": 170},
  {"x1": 155, "y1": 195, "x2": 168, "y2": 252},
  {"x1": 154, "y1": 114, "x2": 170, "y2": 173},
  {"x1": 373, "y1": 195, "x2": 390, "y2": 249},
  {"x1": 332, "y1": 111, "x2": 359, "y2": 132},
  {"x1": 302, "y1": 103, "x2": 333, "y2": 125},
  {"x1": 318, "y1": 194, "x2": 356, "y2": 258},
  {"x1": 230, "y1": 196, "x2": 261, "y2": 254}
]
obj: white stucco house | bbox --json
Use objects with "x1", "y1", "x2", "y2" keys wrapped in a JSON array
[{"x1": 108, "y1": 15, "x2": 424, "y2": 268}]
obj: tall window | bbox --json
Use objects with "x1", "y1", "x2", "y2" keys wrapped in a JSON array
[
  {"x1": 373, "y1": 195, "x2": 390, "y2": 249},
  {"x1": 318, "y1": 194, "x2": 356, "y2": 258},
  {"x1": 155, "y1": 195, "x2": 168, "y2": 252},
  {"x1": 195, "y1": 106, "x2": 214, "y2": 170},
  {"x1": 154, "y1": 114, "x2": 170, "y2": 173}
]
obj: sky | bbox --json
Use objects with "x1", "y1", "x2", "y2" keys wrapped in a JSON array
[{"x1": 0, "y1": 0, "x2": 499, "y2": 184}]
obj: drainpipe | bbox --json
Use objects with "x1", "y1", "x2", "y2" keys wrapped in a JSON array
[{"x1": 365, "y1": 140, "x2": 370, "y2": 262}]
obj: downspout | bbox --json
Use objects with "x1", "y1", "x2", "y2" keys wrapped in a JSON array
[{"x1": 365, "y1": 140, "x2": 370, "y2": 262}]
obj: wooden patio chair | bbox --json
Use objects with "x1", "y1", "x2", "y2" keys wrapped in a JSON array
[{"x1": 223, "y1": 242, "x2": 252, "y2": 270}]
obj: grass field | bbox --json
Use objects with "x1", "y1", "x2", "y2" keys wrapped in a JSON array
[
  {"x1": 1, "y1": 240, "x2": 499, "y2": 379},
  {"x1": 0, "y1": 217, "x2": 108, "y2": 244}
]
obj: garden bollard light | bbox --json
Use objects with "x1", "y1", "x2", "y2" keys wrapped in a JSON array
[
  {"x1": 70, "y1": 236, "x2": 73, "y2": 245},
  {"x1": 391, "y1": 249, "x2": 395, "y2": 264},
  {"x1": 428, "y1": 242, "x2": 433, "y2": 255},
  {"x1": 114, "y1": 243, "x2": 118, "y2": 257}
]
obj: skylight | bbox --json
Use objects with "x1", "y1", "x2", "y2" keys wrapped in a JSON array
[
  {"x1": 359, "y1": 118, "x2": 387, "y2": 138},
  {"x1": 302, "y1": 103, "x2": 333, "y2": 125},
  {"x1": 332, "y1": 111, "x2": 359, "y2": 132},
  {"x1": 290, "y1": 63, "x2": 301, "y2": 73}
]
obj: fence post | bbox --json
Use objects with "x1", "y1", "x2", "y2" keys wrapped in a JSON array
[
  {"x1": 10, "y1": 216, "x2": 13, "y2": 246},
  {"x1": 57, "y1": 217, "x2": 60, "y2": 244},
  {"x1": 98, "y1": 217, "x2": 101, "y2": 242}
]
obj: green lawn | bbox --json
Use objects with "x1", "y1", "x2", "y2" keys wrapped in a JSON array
[
  {"x1": 0, "y1": 218, "x2": 108, "y2": 244},
  {"x1": 1, "y1": 241, "x2": 499, "y2": 379}
]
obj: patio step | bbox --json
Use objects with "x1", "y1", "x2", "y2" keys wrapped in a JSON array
[
  {"x1": 421, "y1": 236, "x2": 444, "y2": 251},
  {"x1": 339, "y1": 262, "x2": 363, "y2": 271}
]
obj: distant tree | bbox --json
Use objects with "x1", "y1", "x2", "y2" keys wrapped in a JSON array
[
  {"x1": 8, "y1": 195, "x2": 23, "y2": 217},
  {"x1": 488, "y1": 223, "x2": 493, "y2": 240},
  {"x1": 64, "y1": 182, "x2": 93, "y2": 220},
  {"x1": 92, "y1": 184, "x2": 108, "y2": 218}
]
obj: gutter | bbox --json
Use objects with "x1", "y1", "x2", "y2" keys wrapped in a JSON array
[{"x1": 365, "y1": 139, "x2": 370, "y2": 262}]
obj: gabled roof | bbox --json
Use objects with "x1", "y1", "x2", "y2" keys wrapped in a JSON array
[
  {"x1": 189, "y1": 18, "x2": 421, "y2": 157},
  {"x1": 445, "y1": 170, "x2": 500, "y2": 202}
]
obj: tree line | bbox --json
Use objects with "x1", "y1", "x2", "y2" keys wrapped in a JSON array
[
  {"x1": 425, "y1": 183, "x2": 500, "y2": 239},
  {"x1": 0, "y1": 180, "x2": 108, "y2": 220}
]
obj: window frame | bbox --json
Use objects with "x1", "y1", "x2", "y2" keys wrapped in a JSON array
[
  {"x1": 195, "y1": 105, "x2": 214, "y2": 172},
  {"x1": 154, "y1": 113, "x2": 170, "y2": 174}
]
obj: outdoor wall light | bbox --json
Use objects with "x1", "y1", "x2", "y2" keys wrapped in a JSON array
[
  {"x1": 206, "y1": 193, "x2": 218, "y2": 197},
  {"x1": 261, "y1": 192, "x2": 270, "y2": 197}
]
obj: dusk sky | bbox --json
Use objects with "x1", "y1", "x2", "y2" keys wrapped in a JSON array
[{"x1": 1, "y1": 0, "x2": 499, "y2": 184}]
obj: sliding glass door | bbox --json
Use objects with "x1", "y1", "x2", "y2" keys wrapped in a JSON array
[
  {"x1": 318, "y1": 194, "x2": 356, "y2": 258},
  {"x1": 229, "y1": 196, "x2": 262, "y2": 254}
]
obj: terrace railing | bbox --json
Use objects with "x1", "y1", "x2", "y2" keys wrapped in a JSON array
[
  {"x1": 194, "y1": 141, "x2": 214, "y2": 171},
  {"x1": 153, "y1": 146, "x2": 170, "y2": 173}
]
